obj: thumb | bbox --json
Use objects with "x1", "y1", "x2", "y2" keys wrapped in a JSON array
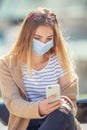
[{"x1": 47, "y1": 94, "x2": 57, "y2": 103}]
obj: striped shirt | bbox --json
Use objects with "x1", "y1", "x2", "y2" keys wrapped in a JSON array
[{"x1": 21, "y1": 54, "x2": 66, "y2": 102}]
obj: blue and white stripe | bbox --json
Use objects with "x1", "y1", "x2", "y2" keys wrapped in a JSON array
[{"x1": 21, "y1": 54, "x2": 66, "y2": 102}]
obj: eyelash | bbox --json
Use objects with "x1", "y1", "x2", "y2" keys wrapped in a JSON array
[
  {"x1": 34, "y1": 37, "x2": 40, "y2": 40},
  {"x1": 34, "y1": 37, "x2": 53, "y2": 41},
  {"x1": 47, "y1": 38, "x2": 53, "y2": 40}
]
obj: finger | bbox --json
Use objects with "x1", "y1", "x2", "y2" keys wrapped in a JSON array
[
  {"x1": 47, "y1": 94, "x2": 57, "y2": 103},
  {"x1": 46, "y1": 105, "x2": 60, "y2": 115},
  {"x1": 48, "y1": 98, "x2": 63, "y2": 105},
  {"x1": 48, "y1": 100, "x2": 62, "y2": 109}
]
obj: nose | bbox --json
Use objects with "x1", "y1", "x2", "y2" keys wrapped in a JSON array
[{"x1": 40, "y1": 38, "x2": 47, "y2": 43}]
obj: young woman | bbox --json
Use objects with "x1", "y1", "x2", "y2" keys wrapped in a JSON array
[{"x1": 0, "y1": 7, "x2": 81, "y2": 130}]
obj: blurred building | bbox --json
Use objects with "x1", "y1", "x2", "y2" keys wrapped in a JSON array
[
  {"x1": 0, "y1": 0, "x2": 87, "y2": 40},
  {"x1": 0, "y1": 0, "x2": 87, "y2": 95}
]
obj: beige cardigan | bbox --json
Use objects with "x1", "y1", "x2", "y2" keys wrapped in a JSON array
[{"x1": 0, "y1": 54, "x2": 81, "y2": 130}]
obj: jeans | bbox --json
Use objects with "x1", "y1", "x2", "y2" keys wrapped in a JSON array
[{"x1": 27, "y1": 109, "x2": 76, "y2": 130}]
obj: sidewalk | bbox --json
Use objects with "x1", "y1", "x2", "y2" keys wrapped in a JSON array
[{"x1": 0, "y1": 123, "x2": 7, "y2": 130}]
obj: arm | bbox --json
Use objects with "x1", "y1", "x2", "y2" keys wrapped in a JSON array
[
  {"x1": 0, "y1": 59, "x2": 43, "y2": 119},
  {"x1": 59, "y1": 73, "x2": 79, "y2": 115}
]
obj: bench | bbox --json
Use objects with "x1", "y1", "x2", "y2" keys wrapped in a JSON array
[
  {"x1": 0, "y1": 99, "x2": 87, "y2": 126},
  {"x1": 76, "y1": 99, "x2": 87, "y2": 123}
]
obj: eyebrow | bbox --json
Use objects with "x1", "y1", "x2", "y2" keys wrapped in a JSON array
[{"x1": 34, "y1": 34, "x2": 53, "y2": 37}]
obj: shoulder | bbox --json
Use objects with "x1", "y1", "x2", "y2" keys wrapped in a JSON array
[
  {"x1": 0, "y1": 53, "x2": 18, "y2": 70},
  {"x1": 51, "y1": 53, "x2": 61, "y2": 62},
  {"x1": 50, "y1": 54, "x2": 62, "y2": 67},
  {"x1": 50, "y1": 53, "x2": 58, "y2": 62},
  {"x1": 0, "y1": 54, "x2": 9, "y2": 68}
]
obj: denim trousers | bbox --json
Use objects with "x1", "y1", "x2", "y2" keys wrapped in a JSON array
[{"x1": 27, "y1": 109, "x2": 76, "y2": 130}]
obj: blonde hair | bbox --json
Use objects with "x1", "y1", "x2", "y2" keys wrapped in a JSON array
[{"x1": 10, "y1": 7, "x2": 76, "y2": 79}]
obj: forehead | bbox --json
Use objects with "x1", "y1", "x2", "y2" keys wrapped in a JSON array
[{"x1": 35, "y1": 25, "x2": 54, "y2": 36}]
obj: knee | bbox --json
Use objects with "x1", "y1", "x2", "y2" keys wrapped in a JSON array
[
  {"x1": 48, "y1": 109, "x2": 75, "y2": 123},
  {"x1": 48, "y1": 109, "x2": 69, "y2": 121}
]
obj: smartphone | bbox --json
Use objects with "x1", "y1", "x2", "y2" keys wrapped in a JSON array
[{"x1": 46, "y1": 84, "x2": 60, "y2": 103}]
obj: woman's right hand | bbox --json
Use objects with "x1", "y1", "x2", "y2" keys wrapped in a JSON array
[{"x1": 38, "y1": 95, "x2": 63, "y2": 116}]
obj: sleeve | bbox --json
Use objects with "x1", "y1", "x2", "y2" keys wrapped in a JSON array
[
  {"x1": 58, "y1": 56, "x2": 74, "y2": 78},
  {"x1": 58, "y1": 65, "x2": 67, "y2": 78},
  {"x1": 58, "y1": 63, "x2": 68, "y2": 78},
  {"x1": 0, "y1": 59, "x2": 44, "y2": 119},
  {"x1": 61, "y1": 77, "x2": 79, "y2": 116}
]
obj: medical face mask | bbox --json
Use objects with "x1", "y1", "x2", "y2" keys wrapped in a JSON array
[{"x1": 32, "y1": 39, "x2": 54, "y2": 56}]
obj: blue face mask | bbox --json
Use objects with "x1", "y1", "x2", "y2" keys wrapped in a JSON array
[{"x1": 32, "y1": 39, "x2": 54, "y2": 56}]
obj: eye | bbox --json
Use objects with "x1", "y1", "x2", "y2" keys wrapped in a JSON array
[
  {"x1": 34, "y1": 37, "x2": 40, "y2": 40},
  {"x1": 47, "y1": 38, "x2": 53, "y2": 41}
]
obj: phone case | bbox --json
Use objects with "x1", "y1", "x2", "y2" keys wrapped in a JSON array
[{"x1": 46, "y1": 84, "x2": 60, "y2": 103}]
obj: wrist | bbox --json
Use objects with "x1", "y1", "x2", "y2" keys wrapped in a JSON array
[{"x1": 61, "y1": 97, "x2": 73, "y2": 109}]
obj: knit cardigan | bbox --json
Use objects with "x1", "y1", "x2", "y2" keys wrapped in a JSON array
[{"x1": 0, "y1": 54, "x2": 82, "y2": 130}]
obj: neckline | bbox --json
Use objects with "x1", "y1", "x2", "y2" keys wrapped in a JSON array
[{"x1": 32, "y1": 54, "x2": 52, "y2": 73}]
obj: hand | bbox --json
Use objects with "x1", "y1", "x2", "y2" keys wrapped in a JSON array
[{"x1": 38, "y1": 95, "x2": 63, "y2": 116}]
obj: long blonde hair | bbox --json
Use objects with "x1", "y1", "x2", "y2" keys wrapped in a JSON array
[{"x1": 10, "y1": 7, "x2": 76, "y2": 78}]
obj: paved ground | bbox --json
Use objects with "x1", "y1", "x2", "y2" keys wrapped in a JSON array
[
  {"x1": 0, "y1": 123, "x2": 7, "y2": 130},
  {"x1": 0, "y1": 122, "x2": 86, "y2": 130}
]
